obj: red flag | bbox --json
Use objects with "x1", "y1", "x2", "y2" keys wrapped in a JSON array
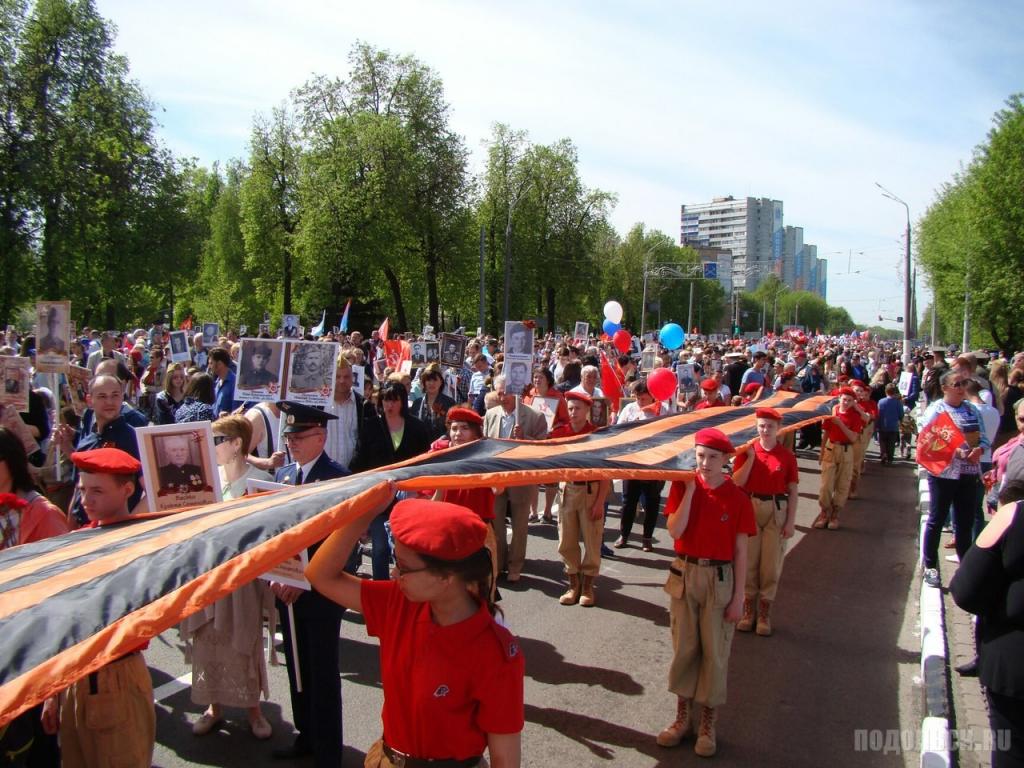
[
  {"x1": 378, "y1": 317, "x2": 389, "y2": 342},
  {"x1": 916, "y1": 411, "x2": 965, "y2": 475},
  {"x1": 600, "y1": 351, "x2": 624, "y2": 413},
  {"x1": 179, "y1": 315, "x2": 193, "y2": 331},
  {"x1": 382, "y1": 339, "x2": 411, "y2": 371}
]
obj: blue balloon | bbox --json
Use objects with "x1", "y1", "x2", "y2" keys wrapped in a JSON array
[
  {"x1": 602, "y1": 318, "x2": 620, "y2": 335},
  {"x1": 660, "y1": 322, "x2": 684, "y2": 350}
]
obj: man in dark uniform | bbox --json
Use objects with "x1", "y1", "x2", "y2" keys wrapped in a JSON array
[
  {"x1": 156, "y1": 434, "x2": 206, "y2": 494},
  {"x1": 240, "y1": 341, "x2": 279, "y2": 388},
  {"x1": 270, "y1": 401, "x2": 354, "y2": 768},
  {"x1": 38, "y1": 305, "x2": 66, "y2": 355},
  {"x1": 724, "y1": 352, "x2": 748, "y2": 398}
]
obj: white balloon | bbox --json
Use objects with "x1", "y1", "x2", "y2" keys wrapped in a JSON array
[{"x1": 603, "y1": 300, "x2": 623, "y2": 324}]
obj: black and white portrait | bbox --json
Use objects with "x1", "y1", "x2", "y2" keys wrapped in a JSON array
[
  {"x1": 439, "y1": 333, "x2": 467, "y2": 368},
  {"x1": 202, "y1": 322, "x2": 220, "y2": 347},
  {"x1": 504, "y1": 321, "x2": 533, "y2": 356},
  {"x1": 281, "y1": 314, "x2": 301, "y2": 339}
]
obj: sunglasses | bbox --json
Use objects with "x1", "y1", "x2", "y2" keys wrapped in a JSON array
[
  {"x1": 392, "y1": 559, "x2": 432, "y2": 577},
  {"x1": 213, "y1": 435, "x2": 231, "y2": 445},
  {"x1": 946, "y1": 380, "x2": 967, "y2": 388}
]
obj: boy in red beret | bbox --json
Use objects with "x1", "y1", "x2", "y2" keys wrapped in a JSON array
[
  {"x1": 815, "y1": 388, "x2": 870, "y2": 529},
  {"x1": 307, "y1": 497, "x2": 525, "y2": 768},
  {"x1": 731, "y1": 408, "x2": 799, "y2": 635},
  {"x1": 848, "y1": 379, "x2": 877, "y2": 499},
  {"x1": 41, "y1": 448, "x2": 156, "y2": 768},
  {"x1": 550, "y1": 392, "x2": 609, "y2": 607},
  {"x1": 657, "y1": 428, "x2": 756, "y2": 757}
]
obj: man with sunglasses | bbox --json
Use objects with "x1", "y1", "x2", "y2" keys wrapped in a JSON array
[
  {"x1": 920, "y1": 370, "x2": 989, "y2": 589},
  {"x1": 270, "y1": 401, "x2": 353, "y2": 768}
]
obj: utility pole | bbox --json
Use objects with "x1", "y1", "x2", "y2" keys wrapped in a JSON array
[
  {"x1": 687, "y1": 282, "x2": 695, "y2": 335},
  {"x1": 962, "y1": 264, "x2": 971, "y2": 352},
  {"x1": 478, "y1": 226, "x2": 485, "y2": 334},
  {"x1": 876, "y1": 182, "x2": 913, "y2": 363}
]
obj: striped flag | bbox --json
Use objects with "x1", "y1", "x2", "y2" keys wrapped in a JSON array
[
  {"x1": 0, "y1": 392, "x2": 835, "y2": 725},
  {"x1": 339, "y1": 300, "x2": 351, "y2": 333}
]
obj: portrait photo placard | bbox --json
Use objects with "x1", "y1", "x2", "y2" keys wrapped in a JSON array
[
  {"x1": 236, "y1": 338, "x2": 285, "y2": 402},
  {"x1": 135, "y1": 421, "x2": 221, "y2": 513},
  {"x1": 573, "y1": 321, "x2": 589, "y2": 345},
  {"x1": 504, "y1": 354, "x2": 533, "y2": 397},
  {"x1": 351, "y1": 365, "x2": 366, "y2": 399},
  {"x1": 239, "y1": 324, "x2": 249, "y2": 337},
  {"x1": 0, "y1": 356, "x2": 31, "y2": 412},
  {"x1": 168, "y1": 331, "x2": 191, "y2": 364},
  {"x1": 503, "y1": 321, "x2": 533, "y2": 356},
  {"x1": 439, "y1": 333, "x2": 467, "y2": 368},
  {"x1": 424, "y1": 341, "x2": 439, "y2": 364},
  {"x1": 35, "y1": 301, "x2": 70, "y2": 373},
  {"x1": 282, "y1": 341, "x2": 338, "y2": 406},
  {"x1": 532, "y1": 396, "x2": 562, "y2": 431},
  {"x1": 258, "y1": 322, "x2": 270, "y2": 336},
  {"x1": 590, "y1": 397, "x2": 610, "y2": 428},
  {"x1": 281, "y1": 314, "x2": 301, "y2": 339},
  {"x1": 66, "y1": 365, "x2": 92, "y2": 416},
  {"x1": 201, "y1": 323, "x2": 220, "y2": 347},
  {"x1": 640, "y1": 344, "x2": 659, "y2": 372},
  {"x1": 410, "y1": 341, "x2": 428, "y2": 367}
]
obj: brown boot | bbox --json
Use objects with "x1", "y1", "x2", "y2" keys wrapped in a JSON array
[
  {"x1": 736, "y1": 597, "x2": 755, "y2": 632},
  {"x1": 756, "y1": 598, "x2": 772, "y2": 636},
  {"x1": 827, "y1": 507, "x2": 841, "y2": 530},
  {"x1": 559, "y1": 574, "x2": 581, "y2": 605},
  {"x1": 694, "y1": 705, "x2": 717, "y2": 757},
  {"x1": 812, "y1": 508, "x2": 828, "y2": 529},
  {"x1": 655, "y1": 696, "x2": 692, "y2": 747},
  {"x1": 579, "y1": 575, "x2": 596, "y2": 607}
]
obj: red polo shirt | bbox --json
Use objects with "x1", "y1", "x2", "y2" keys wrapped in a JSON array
[
  {"x1": 822, "y1": 406, "x2": 865, "y2": 445},
  {"x1": 663, "y1": 474, "x2": 756, "y2": 561},
  {"x1": 361, "y1": 580, "x2": 525, "y2": 760},
  {"x1": 733, "y1": 442, "x2": 799, "y2": 496},
  {"x1": 548, "y1": 421, "x2": 596, "y2": 439}
]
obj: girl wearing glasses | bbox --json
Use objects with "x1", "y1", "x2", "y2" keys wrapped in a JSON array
[{"x1": 307, "y1": 497, "x2": 524, "y2": 768}]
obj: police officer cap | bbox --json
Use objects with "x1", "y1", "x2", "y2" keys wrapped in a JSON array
[
  {"x1": 70, "y1": 447, "x2": 141, "y2": 476},
  {"x1": 694, "y1": 428, "x2": 734, "y2": 454},
  {"x1": 389, "y1": 499, "x2": 488, "y2": 562},
  {"x1": 279, "y1": 401, "x2": 337, "y2": 434}
]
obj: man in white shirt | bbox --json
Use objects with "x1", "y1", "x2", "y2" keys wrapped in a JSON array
[{"x1": 323, "y1": 358, "x2": 363, "y2": 471}]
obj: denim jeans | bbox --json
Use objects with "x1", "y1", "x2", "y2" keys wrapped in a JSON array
[
  {"x1": 922, "y1": 473, "x2": 981, "y2": 569},
  {"x1": 369, "y1": 511, "x2": 394, "y2": 580}
]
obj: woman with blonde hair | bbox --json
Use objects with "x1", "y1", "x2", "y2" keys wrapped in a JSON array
[
  {"x1": 154, "y1": 362, "x2": 188, "y2": 424},
  {"x1": 182, "y1": 414, "x2": 274, "y2": 740}
]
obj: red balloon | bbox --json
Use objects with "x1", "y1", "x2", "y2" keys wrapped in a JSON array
[
  {"x1": 612, "y1": 329, "x2": 632, "y2": 354},
  {"x1": 647, "y1": 367, "x2": 677, "y2": 401}
]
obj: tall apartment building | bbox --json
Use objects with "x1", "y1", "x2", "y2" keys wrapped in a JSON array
[
  {"x1": 680, "y1": 196, "x2": 783, "y2": 291},
  {"x1": 681, "y1": 196, "x2": 826, "y2": 299}
]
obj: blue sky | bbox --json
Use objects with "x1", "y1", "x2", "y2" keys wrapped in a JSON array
[{"x1": 95, "y1": 0, "x2": 1023, "y2": 327}]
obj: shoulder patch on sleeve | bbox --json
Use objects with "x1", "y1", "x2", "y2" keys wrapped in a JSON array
[{"x1": 488, "y1": 621, "x2": 522, "y2": 663}]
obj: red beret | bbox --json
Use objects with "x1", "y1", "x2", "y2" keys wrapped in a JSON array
[
  {"x1": 849, "y1": 379, "x2": 868, "y2": 390},
  {"x1": 755, "y1": 407, "x2": 782, "y2": 421},
  {"x1": 694, "y1": 427, "x2": 734, "y2": 454},
  {"x1": 699, "y1": 379, "x2": 719, "y2": 392},
  {"x1": 446, "y1": 407, "x2": 482, "y2": 426},
  {"x1": 70, "y1": 447, "x2": 141, "y2": 476},
  {"x1": 836, "y1": 387, "x2": 857, "y2": 398},
  {"x1": 389, "y1": 499, "x2": 487, "y2": 561},
  {"x1": 741, "y1": 382, "x2": 761, "y2": 395},
  {"x1": 565, "y1": 391, "x2": 593, "y2": 407}
]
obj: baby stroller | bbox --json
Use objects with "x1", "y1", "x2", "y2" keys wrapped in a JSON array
[{"x1": 899, "y1": 410, "x2": 917, "y2": 460}]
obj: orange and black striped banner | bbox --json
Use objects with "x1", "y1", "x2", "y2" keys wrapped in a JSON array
[{"x1": 0, "y1": 393, "x2": 833, "y2": 725}]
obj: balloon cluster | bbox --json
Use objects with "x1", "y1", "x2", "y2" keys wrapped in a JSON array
[{"x1": 602, "y1": 300, "x2": 631, "y2": 354}]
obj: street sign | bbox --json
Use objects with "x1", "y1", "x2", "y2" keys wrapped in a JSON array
[{"x1": 702, "y1": 262, "x2": 717, "y2": 279}]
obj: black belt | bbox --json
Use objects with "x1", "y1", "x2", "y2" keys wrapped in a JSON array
[
  {"x1": 677, "y1": 555, "x2": 731, "y2": 568},
  {"x1": 752, "y1": 493, "x2": 785, "y2": 501},
  {"x1": 382, "y1": 742, "x2": 481, "y2": 768}
]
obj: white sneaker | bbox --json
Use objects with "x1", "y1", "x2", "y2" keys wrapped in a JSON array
[{"x1": 923, "y1": 568, "x2": 941, "y2": 588}]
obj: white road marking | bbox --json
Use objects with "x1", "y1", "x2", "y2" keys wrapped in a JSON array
[{"x1": 153, "y1": 672, "x2": 192, "y2": 703}]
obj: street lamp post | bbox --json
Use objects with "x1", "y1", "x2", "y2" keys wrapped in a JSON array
[{"x1": 876, "y1": 182, "x2": 913, "y2": 364}]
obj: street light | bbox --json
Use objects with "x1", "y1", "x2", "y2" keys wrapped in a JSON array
[{"x1": 875, "y1": 182, "x2": 912, "y2": 364}]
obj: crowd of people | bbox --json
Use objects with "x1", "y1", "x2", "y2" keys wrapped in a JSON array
[{"x1": 2, "y1": 316, "x2": 1024, "y2": 767}]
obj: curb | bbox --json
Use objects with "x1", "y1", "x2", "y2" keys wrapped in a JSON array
[{"x1": 918, "y1": 465, "x2": 952, "y2": 767}]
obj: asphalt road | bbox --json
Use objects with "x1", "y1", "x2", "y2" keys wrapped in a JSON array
[{"x1": 146, "y1": 446, "x2": 924, "y2": 768}]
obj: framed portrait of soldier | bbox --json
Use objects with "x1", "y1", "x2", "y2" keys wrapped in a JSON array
[
  {"x1": 503, "y1": 321, "x2": 533, "y2": 356},
  {"x1": 573, "y1": 321, "x2": 589, "y2": 345},
  {"x1": 590, "y1": 397, "x2": 610, "y2": 428},
  {"x1": 168, "y1": 331, "x2": 191, "y2": 364},
  {"x1": 237, "y1": 338, "x2": 285, "y2": 401},
  {"x1": 351, "y1": 365, "x2": 365, "y2": 399},
  {"x1": 35, "y1": 301, "x2": 70, "y2": 373},
  {"x1": 65, "y1": 365, "x2": 91, "y2": 416},
  {"x1": 202, "y1": 322, "x2": 219, "y2": 347},
  {"x1": 640, "y1": 344, "x2": 659, "y2": 372},
  {"x1": 135, "y1": 421, "x2": 221, "y2": 513},
  {"x1": 676, "y1": 363, "x2": 697, "y2": 397},
  {"x1": 281, "y1": 340, "x2": 339, "y2": 406},
  {"x1": 258, "y1": 322, "x2": 270, "y2": 336},
  {"x1": 504, "y1": 354, "x2": 533, "y2": 397},
  {"x1": 411, "y1": 341, "x2": 428, "y2": 367},
  {"x1": 0, "y1": 355, "x2": 31, "y2": 413},
  {"x1": 439, "y1": 333, "x2": 467, "y2": 368},
  {"x1": 281, "y1": 315, "x2": 301, "y2": 339},
  {"x1": 425, "y1": 342, "x2": 440, "y2": 364},
  {"x1": 239, "y1": 324, "x2": 249, "y2": 337}
]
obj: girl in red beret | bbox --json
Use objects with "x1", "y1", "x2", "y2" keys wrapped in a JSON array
[
  {"x1": 656, "y1": 428, "x2": 756, "y2": 757},
  {"x1": 815, "y1": 389, "x2": 870, "y2": 529},
  {"x1": 307, "y1": 496, "x2": 524, "y2": 768}
]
